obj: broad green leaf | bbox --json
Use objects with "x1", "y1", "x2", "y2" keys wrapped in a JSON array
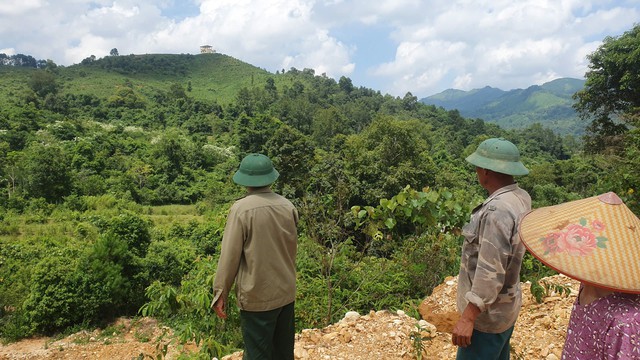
[{"x1": 384, "y1": 218, "x2": 397, "y2": 229}]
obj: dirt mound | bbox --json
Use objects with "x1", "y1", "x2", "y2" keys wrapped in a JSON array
[
  {"x1": 0, "y1": 275, "x2": 578, "y2": 360},
  {"x1": 223, "y1": 274, "x2": 578, "y2": 360},
  {"x1": 0, "y1": 317, "x2": 195, "y2": 360}
]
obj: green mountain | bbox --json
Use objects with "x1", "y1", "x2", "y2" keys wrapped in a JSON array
[
  {"x1": 420, "y1": 78, "x2": 586, "y2": 135},
  {"x1": 0, "y1": 52, "x2": 303, "y2": 107}
]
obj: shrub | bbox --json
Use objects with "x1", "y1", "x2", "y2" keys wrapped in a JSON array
[
  {"x1": 141, "y1": 256, "x2": 241, "y2": 359},
  {"x1": 143, "y1": 239, "x2": 197, "y2": 286},
  {"x1": 22, "y1": 256, "x2": 82, "y2": 333}
]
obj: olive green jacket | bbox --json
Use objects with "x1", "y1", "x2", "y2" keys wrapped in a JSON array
[{"x1": 212, "y1": 188, "x2": 299, "y2": 312}]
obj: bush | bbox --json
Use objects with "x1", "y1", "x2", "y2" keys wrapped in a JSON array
[
  {"x1": 0, "y1": 310, "x2": 31, "y2": 342},
  {"x1": 23, "y1": 256, "x2": 82, "y2": 333},
  {"x1": 141, "y1": 257, "x2": 242, "y2": 359},
  {"x1": 143, "y1": 239, "x2": 197, "y2": 286},
  {"x1": 105, "y1": 211, "x2": 151, "y2": 258}
]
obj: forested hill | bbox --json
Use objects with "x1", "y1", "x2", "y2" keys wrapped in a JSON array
[
  {"x1": 1, "y1": 52, "x2": 294, "y2": 105},
  {"x1": 420, "y1": 78, "x2": 585, "y2": 135}
]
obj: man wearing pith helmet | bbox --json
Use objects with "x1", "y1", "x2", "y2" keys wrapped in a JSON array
[
  {"x1": 452, "y1": 138, "x2": 531, "y2": 360},
  {"x1": 211, "y1": 153, "x2": 299, "y2": 360}
]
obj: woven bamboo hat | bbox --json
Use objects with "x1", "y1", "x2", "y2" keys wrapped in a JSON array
[{"x1": 518, "y1": 192, "x2": 640, "y2": 294}]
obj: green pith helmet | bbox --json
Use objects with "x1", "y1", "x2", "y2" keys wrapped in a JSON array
[
  {"x1": 465, "y1": 138, "x2": 529, "y2": 176},
  {"x1": 232, "y1": 153, "x2": 280, "y2": 187}
]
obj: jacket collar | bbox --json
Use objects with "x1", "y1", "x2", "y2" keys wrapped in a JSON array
[{"x1": 483, "y1": 183, "x2": 519, "y2": 205}]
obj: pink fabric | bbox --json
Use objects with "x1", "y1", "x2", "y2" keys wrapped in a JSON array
[{"x1": 562, "y1": 291, "x2": 640, "y2": 359}]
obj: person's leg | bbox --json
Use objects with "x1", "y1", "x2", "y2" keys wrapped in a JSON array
[
  {"x1": 456, "y1": 326, "x2": 514, "y2": 360},
  {"x1": 497, "y1": 326, "x2": 515, "y2": 360},
  {"x1": 271, "y1": 302, "x2": 295, "y2": 360},
  {"x1": 240, "y1": 307, "x2": 281, "y2": 360}
]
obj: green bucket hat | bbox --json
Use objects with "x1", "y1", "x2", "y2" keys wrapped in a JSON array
[
  {"x1": 232, "y1": 153, "x2": 280, "y2": 187},
  {"x1": 465, "y1": 138, "x2": 529, "y2": 176}
]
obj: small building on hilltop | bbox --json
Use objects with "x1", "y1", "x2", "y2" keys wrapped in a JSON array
[{"x1": 200, "y1": 45, "x2": 215, "y2": 54}]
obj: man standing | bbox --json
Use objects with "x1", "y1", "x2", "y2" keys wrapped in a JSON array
[
  {"x1": 211, "y1": 153, "x2": 299, "y2": 360},
  {"x1": 453, "y1": 138, "x2": 531, "y2": 360}
]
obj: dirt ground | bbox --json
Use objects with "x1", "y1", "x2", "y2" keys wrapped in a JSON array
[{"x1": 0, "y1": 274, "x2": 578, "y2": 360}]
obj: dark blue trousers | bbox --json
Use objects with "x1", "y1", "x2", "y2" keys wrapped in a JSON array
[{"x1": 456, "y1": 325, "x2": 514, "y2": 360}]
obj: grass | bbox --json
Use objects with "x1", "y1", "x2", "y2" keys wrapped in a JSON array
[{"x1": 146, "y1": 204, "x2": 204, "y2": 229}]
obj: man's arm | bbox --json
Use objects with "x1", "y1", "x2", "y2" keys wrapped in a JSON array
[
  {"x1": 452, "y1": 302, "x2": 481, "y2": 347},
  {"x1": 210, "y1": 207, "x2": 244, "y2": 317}
]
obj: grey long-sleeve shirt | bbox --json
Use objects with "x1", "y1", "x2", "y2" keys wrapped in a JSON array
[
  {"x1": 457, "y1": 184, "x2": 531, "y2": 333},
  {"x1": 212, "y1": 188, "x2": 299, "y2": 312}
]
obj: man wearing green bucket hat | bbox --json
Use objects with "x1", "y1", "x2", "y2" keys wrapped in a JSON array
[
  {"x1": 452, "y1": 138, "x2": 531, "y2": 360},
  {"x1": 211, "y1": 153, "x2": 299, "y2": 360}
]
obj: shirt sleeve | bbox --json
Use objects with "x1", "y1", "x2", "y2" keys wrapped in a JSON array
[
  {"x1": 211, "y1": 206, "x2": 245, "y2": 305},
  {"x1": 466, "y1": 210, "x2": 515, "y2": 312}
]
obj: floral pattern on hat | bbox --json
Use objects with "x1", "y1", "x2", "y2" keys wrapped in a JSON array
[{"x1": 540, "y1": 218, "x2": 608, "y2": 256}]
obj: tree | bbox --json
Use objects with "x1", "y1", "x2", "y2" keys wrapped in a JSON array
[
  {"x1": 22, "y1": 142, "x2": 71, "y2": 202},
  {"x1": 338, "y1": 76, "x2": 354, "y2": 94},
  {"x1": 27, "y1": 70, "x2": 59, "y2": 98},
  {"x1": 573, "y1": 24, "x2": 640, "y2": 153},
  {"x1": 263, "y1": 125, "x2": 315, "y2": 198},
  {"x1": 110, "y1": 48, "x2": 119, "y2": 56},
  {"x1": 401, "y1": 92, "x2": 418, "y2": 111},
  {"x1": 343, "y1": 116, "x2": 436, "y2": 204}
]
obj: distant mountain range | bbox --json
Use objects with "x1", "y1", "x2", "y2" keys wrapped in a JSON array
[{"x1": 419, "y1": 78, "x2": 586, "y2": 135}]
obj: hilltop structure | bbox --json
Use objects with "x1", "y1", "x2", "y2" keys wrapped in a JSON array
[{"x1": 200, "y1": 45, "x2": 215, "y2": 54}]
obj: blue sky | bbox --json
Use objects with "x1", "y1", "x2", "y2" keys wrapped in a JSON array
[{"x1": 1, "y1": 0, "x2": 638, "y2": 98}]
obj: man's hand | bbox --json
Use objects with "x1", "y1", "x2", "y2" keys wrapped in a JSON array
[
  {"x1": 452, "y1": 316, "x2": 474, "y2": 347},
  {"x1": 212, "y1": 297, "x2": 227, "y2": 319},
  {"x1": 452, "y1": 303, "x2": 481, "y2": 347}
]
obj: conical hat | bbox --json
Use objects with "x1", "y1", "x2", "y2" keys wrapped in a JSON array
[{"x1": 518, "y1": 192, "x2": 640, "y2": 294}]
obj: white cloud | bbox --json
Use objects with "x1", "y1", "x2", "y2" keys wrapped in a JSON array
[
  {"x1": 150, "y1": 0, "x2": 355, "y2": 77},
  {"x1": 0, "y1": 0, "x2": 45, "y2": 16},
  {"x1": 0, "y1": 0, "x2": 637, "y2": 97},
  {"x1": 0, "y1": 48, "x2": 15, "y2": 55},
  {"x1": 369, "y1": 0, "x2": 639, "y2": 95}
]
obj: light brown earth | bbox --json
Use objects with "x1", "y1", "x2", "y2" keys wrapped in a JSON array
[{"x1": 0, "y1": 275, "x2": 578, "y2": 360}]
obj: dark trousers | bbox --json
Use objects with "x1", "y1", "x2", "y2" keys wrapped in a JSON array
[
  {"x1": 456, "y1": 325, "x2": 514, "y2": 360},
  {"x1": 240, "y1": 302, "x2": 295, "y2": 360}
]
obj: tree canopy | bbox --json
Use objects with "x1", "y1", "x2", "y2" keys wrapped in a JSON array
[{"x1": 573, "y1": 24, "x2": 640, "y2": 153}]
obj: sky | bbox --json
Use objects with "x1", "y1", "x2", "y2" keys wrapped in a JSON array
[{"x1": 1, "y1": 0, "x2": 638, "y2": 98}]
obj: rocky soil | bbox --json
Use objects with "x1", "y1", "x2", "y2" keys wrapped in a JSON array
[{"x1": 0, "y1": 274, "x2": 579, "y2": 360}]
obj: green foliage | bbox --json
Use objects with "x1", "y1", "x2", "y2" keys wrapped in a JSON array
[
  {"x1": 140, "y1": 257, "x2": 241, "y2": 359},
  {"x1": 343, "y1": 116, "x2": 437, "y2": 204},
  {"x1": 295, "y1": 236, "x2": 418, "y2": 328},
  {"x1": 351, "y1": 185, "x2": 477, "y2": 255},
  {"x1": 575, "y1": 25, "x2": 640, "y2": 121},
  {"x1": 520, "y1": 252, "x2": 558, "y2": 298},
  {"x1": 410, "y1": 322, "x2": 434, "y2": 360},
  {"x1": 22, "y1": 255, "x2": 87, "y2": 334},
  {"x1": 104, "y1": 211, "x2": 152, "y2": 258},
  {"x1": 530, "y1": 279, "x2": 573, "y2": 304},
  {"x1": 574, "y1": 24, "x2": 640, "y2": 154},
  {"x1": 28, "y1": 70, "x2": 59, "y2": 98},
  {"x1": 21, "y1": 142, "x2": 72, "y2": 202}
]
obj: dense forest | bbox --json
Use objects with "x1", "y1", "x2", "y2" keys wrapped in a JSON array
[{"x1": 0, "y1": 24, "x2": 638, "y2": 358}]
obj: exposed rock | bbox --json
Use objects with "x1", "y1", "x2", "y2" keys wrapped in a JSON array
[{"x1": 222, "y1": 274, "x2": 579, "y2": 359}]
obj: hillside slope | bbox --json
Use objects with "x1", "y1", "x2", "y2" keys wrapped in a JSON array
[
  {"x1": 420, "y1": 78, "x2": 585, "y2": 135},
  {"x1": 0, "y1": 53, "x2": 303, "y2": 106}
]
